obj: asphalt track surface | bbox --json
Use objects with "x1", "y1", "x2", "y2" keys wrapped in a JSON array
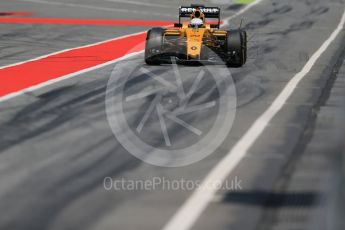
[{"x1": 0, "y1": 0, "x2": 345, "y2": 230}]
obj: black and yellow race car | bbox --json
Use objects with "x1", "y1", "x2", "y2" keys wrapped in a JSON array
[{"x1": 145, "y1": 4, "x2": 247, "y2": 67}]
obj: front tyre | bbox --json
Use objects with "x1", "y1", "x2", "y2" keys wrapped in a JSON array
[
  {"x1": 241, "y1": 30, "x2": 247, "y2": 64},
  {"x1": 145, "y1": 28, "x2": 165, "y2": 65},
  {"x1": 225, "y1": 29, "x2": 247, "y2": 67}
]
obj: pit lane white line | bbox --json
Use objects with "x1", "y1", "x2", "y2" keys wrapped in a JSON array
[
  {"x1": 18, "y1": 0, "x2": 175, "y2": 18},
  {"x1": 0, "y1": 50, "x2": 144, "y2": 103},
  {"x1": 0, "y1": 50, "x2": 145, "y2": 103},
  {"x1": 0, "y1": 31, "x2": 145, "y2": 70},
  {"x1": 222, "y1": 0, "x2": 265, "y2": 27},
  {"x1": 161, "y1": 6, "x2": 345, "y2": 230},
  {"x1": 0, "y1": 29, "x2": 146, "y2": 103}
]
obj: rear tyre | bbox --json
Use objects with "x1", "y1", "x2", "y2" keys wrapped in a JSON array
[
  {"x1": 145, "y1": 28, "x2": 165, "y2": 65},
  {"x1": 225, "y1": 29, "x2": 247, "y2": 67}
]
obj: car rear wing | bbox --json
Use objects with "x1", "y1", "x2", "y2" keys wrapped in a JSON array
[{"x1": 178, "y1": 5, "x2": 221, "y2": 28}]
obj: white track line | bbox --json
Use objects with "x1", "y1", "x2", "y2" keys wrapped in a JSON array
[
  {"x1": 104, "y1": 0, "x2": 173, "y2": 9},
  {"x1": 19, "y1": 0, "x2": 175, "y2": 18},
  {"x1": 222, "y1": 0, "x2": 264, "y2": 27},
  {"x1": 0, "y1": 29, "x2": 146, "y2": 103},
  {"x1": 0, "y1": 50, "x2": 144, "y2": 103},
  {"x1": 0, "y1": 31, "x2": 146, "y2": 70},
  {"x1": 162, "y1": 6, "x2": 345, "y2": 230}
]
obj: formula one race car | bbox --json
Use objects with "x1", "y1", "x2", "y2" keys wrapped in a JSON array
[{"x1": 145, "y1": 4, "x2": 247, "y2": 67}]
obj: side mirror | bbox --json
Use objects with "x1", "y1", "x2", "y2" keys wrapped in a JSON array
[{"x1": 174, "y1": 23, "x2": 183, "y2": 27}]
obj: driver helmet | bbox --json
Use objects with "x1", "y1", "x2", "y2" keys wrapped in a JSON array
[{"x1": 190, "y1": 18, "x2": 204, "y2": 27}]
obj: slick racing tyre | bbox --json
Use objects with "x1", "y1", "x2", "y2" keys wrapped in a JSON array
[
  {"x1": 225, "y1": 29, "x2": 247, "y2": 67},
  {"x1": 145, "y1": 27, "x2": 165, "y2": 65},
  {"x1": 241, "y1": 30, "x2": 247, "y2": 64}
]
